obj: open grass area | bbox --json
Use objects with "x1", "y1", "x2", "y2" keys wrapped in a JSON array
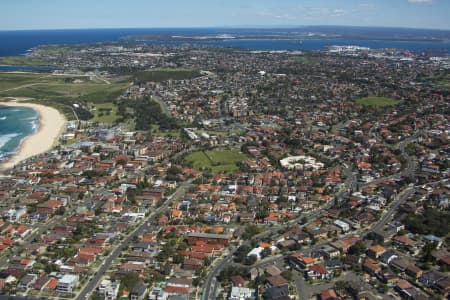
[
  {"x1": 0, "y1": 56, "x2": 48, "y2": 66},
  {"x1": 0, "y1": 73, "x2": 130, "y2": 102},
  {"x1": 0, "y1": 72, "x2": 131, "y2": 121},
  {"x1": 294, "y1": 55, "x2": 319, "y2": 65},
  {"x1": 136, "y1": 68, "x2": 201, "y2": 83},
  {"x1": 148, "y1": 125, "x2": 180, "y2": 138},
  {"x1": 185, "y1": 149, "x2": 248, "y2": 173},
  {"x1": 0, "y1": 73, "x2": 49, "y2": 90},
  {"x1": 356, "y1": 96, "x2": 402, "y2": 107},
  {"x1": 436, "y1": 80, "x2": 450, "y2": 91},
  {"x1": 91, "y1": 103, "x2": 119, "y2": 123}
]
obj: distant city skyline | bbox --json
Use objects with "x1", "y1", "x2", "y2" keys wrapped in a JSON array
[{"x1": 2, "y1": 0, "x2": 450, "y2": 31}]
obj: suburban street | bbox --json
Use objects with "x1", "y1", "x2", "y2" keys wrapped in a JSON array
[
  {"x1": 75, "y1": 180, "x2": 192, "y2": 300},
  {"x1": 202, "y1": 172, "x2": 417, "y2": 300}
]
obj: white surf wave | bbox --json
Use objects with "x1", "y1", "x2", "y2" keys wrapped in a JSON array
[
  {"x1": 22, "y1": 116, "x2": 37, "y2": 121},
  {"x1": 30, "y1": 120, "x2": 39, "y2": 131},
  {"x1": 0, "y1": 133, "x2": 20, "y2": 149}
]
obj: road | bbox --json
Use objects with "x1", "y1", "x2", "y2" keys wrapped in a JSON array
[
  {"x1": 75, "y1": 180, "x2": 192, "y2": 300},
  {"x1": 204, "y1": 181, "x2": 415, "y2": 300},
  {"x1": 201, "y1": 147, "x2": 360, "y2": 299},
  {"x1": 0, "y1": 296, "x2": 40, "y2": 300},
  {"x1": 201, "y1": 199, "x2": 340, "y2": 300},
  {"x1": 294, "y1": 270, "x2": 364, "y2": 300},
  {"x1": 0, "y1": 215, "x2": 62, "y2": 267},
  {"x1": 202, "y1": 255, "x2": 233, "y2": 300},
  {"x1": 370, "y1": 187, "x2": 414, "y2": 233},
  {"x1": 397, "y1": 132, "x2": 421, "y2": 180},
  {"x1": 70, "y1": 106, "x2": 80, "y2": 122},
  {"x1": 0, "y1": 195, "x2": 94, "y2": 267},
  {"x1": 151, "y1": 95, "x2": 171, "y2": 117}
]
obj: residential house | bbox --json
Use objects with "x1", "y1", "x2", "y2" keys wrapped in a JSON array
[
  {"x1": 33, "y1": 275, "x2": 51, "y2": 291},
  {"x1": 130, "y1": 283, "x2": 147, "y2": 300},
  {"x1": 307, "y1": 264, "x2": 331, "y2": 280},
  {"x1": 56, "y1": 274, "x2": 79, "y2": 293},
  {"x1": 265, "y1": 275, "x2": 289, "y2": 288},
  {"x1": 182, "y1": 258, "x2": 204, "y2": 271},
  {"x1": 363, "y1": 258, "x2": 381, "y2": 276},
  {"x1": 229, "y1": 287, "x2": 256, "y2": 300},
  {"x1": 287, "y1": 253, "x2": 315, "y2": 270},
  {"x1": 18, "y1": 273, "x2": 38, "y2": 290},
  {"x1": 405, "y1": 265, "x2": 423, "y2": 280},
  {"x1": 262, "y1": 285, "x2": 290, "y2": 300},
  {"x1": 320, "y1": 288, "x2": 340, "y2": 300},
  {"x1": 36, "y1": 200, "x2": 65, "y2": 215},
  {"x1": 379, "y1": 251, "x2": 398, "y2": 265},
  {"x1": 231, "y1": 275, "x2": 246, "y2": 288},
  {"x1": 318, "y1": 244, "x2": 341, "y2": 260},
  {"x1": 390, "y1": 258, "x2": 412, "y2": 273},
  {"x1": 367, "y1": 244, "x2": 386, "y2": 259},
  {"x1": 419, "y1": 270, "x2": 447, "y2": 288},
  {"x1": 186, "y1": 232, "x2": 230, "y2": 245},
  {"x1": 97, "y1": 279, "x2": 120, "y2": 300}
]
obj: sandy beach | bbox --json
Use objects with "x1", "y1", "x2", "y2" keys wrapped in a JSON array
[{"x1": 0, "y1": 101, "x2": 66, "y2": 173}]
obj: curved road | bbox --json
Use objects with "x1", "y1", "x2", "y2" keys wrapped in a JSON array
[{"x1": 202, "y1": 163, "x2": 416, "y2": 300}]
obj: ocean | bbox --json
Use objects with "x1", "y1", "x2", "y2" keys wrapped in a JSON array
[
  {"x1": 0, "y1": 28, "x2": 449, "y2": 57},
  {"x1": 0, "y1": 106, "x2": 39, "y2": 162}
]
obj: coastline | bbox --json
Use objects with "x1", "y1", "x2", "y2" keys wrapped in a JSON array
[{"x1": 0, "y1": 102, "x2": 66, "y2": 174}]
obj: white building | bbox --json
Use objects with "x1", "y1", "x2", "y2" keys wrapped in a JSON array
[
  {"x1": 333, "y1": 220, "x2": 350, "y2": 232},
  {"x1": 97, "y1": 279, "x2": 120, "y2": 300},
  {"x1": 229, "y1": 287, "x2": 256, "y2": 300},
  {"x1": 280, "y1": 155, "x2": 324, "y2": 171},
  {"x1": 56, "y1": 274, "x2": 79, "y2": 293},
  {"x1": 7, "y1": 207, "x2": 27, "y2": 221}
]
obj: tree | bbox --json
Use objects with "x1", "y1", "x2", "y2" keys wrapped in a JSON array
[
  {"x1": 172, "y1": 254, "x2": 184, "y2": 264},
  {"x1": 335, "y1": 280, "x2": 349, "y2": 292},
  {"x1": 244, "y1": 254, "x2": 258, "y2": 265},
  {"x1": 405, "y1": 208, "x2": 450, "y2": 237},
  {"x1": 120, "y1": 272, "x2": 140, "y2": 292},
  {"x1": 166, "y1": 166, "x2": 181, "y2": 181},
  {"x1": 378, "y1": 283, "x2": 388, "y2": 294},
  {"x1": 261, "y1": 247, "x2": 272, "y2": 259},
  {"x1": 127, "y1": 188, "x2": 137, "y2": 204},
  {"x1": 281, "y1": 270, "x2": 293, "y2": 281},
  {"x1": 421, "y1": 242, "x2": 438, "y2": 263},
  {"x1": 218, "y1": 266, "x2": 246, "y2": 283},
  {"x1": 300, "y1": 216, "x2": 308, "y2": 225},
  {"x1": 347, "y1": 241, "x2": 366, "y2": 256},
  {"x1": 234, "y1": 245, "x2": 251, "y2": 263},
  {"x1": 90, "y1": 294, "x2": 104, "y2": 300},
  {"x1": 56, "y1": 206, "x2": 65, "y2": 215},
  {"x1": 242, "y1": 225, "x2": 263, "y2": 240},
  {"x1": 255, "y1": 208, "x2": 269, "y2": 220}
]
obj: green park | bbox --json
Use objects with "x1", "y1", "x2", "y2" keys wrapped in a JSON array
[{"x1": 185, "y1": 149, "x2": 248, "y2": 173}]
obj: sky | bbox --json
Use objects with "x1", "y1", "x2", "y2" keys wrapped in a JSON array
[{"x1": 1, "y1": 0, "x2": 450, "y2": 30}]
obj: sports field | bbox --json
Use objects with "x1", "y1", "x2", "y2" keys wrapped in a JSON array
[
  {"x1": 356, "y1": 96, "x2": 402, "y2": 107},
  {"x1": 185, "y1": 149, "x2": 248, "y2": 173}
]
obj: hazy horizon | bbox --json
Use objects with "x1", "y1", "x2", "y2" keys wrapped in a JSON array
[
  {"x1": 1, "y1": 24, "x2": 450, "y2": 33},
  {"x1": 2, "y1": 0, "x2": 450, "y2": 31}
]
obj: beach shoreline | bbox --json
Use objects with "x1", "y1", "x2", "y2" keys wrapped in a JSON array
[{"x1": 0, "y1": 101, "x2": 66, "y2": 174}]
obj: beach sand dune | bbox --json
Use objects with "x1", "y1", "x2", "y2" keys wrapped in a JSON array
[{"x1": 0, "y1": 102, "x2": 66, "y2": 173}]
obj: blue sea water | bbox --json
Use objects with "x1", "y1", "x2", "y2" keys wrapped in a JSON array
[
  {"x1": 0, "y1": 65, "x2": 56, "y2": 72},
  {"x1": 0, "y1": 28, "x2": 449, "y2": 57},
  {"x1": 148, "y1": 38, "x2": 450, "y2": 54},
  {"x1": 0, "y1": 106, "x2": 39, "y2": 162}
]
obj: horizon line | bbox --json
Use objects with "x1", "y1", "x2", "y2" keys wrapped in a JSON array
[{"x1": 1, "y1": 24, "x2": 450, "y2": 32}]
